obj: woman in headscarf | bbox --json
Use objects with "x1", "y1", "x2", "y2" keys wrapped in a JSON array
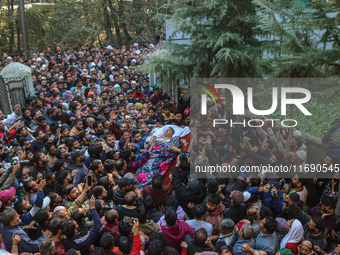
[
  {"x1": 280, "y1": 219, "x2": 304, "y2": 255},
  {"x1": 276, "y1": 217, "x2": 289, "y2": 243}
]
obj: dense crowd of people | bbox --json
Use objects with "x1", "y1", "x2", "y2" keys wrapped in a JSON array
[{"x1": 0, "y1": 44, "x2": 339, "y2": 255}]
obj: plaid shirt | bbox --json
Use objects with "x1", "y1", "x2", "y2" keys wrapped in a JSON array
[
  {"x1": 101, "y1": 220, "x2": 120, "y2": 237},
  {"x1": 126, "y1": 151, "x2": 151, "y2": 174}
]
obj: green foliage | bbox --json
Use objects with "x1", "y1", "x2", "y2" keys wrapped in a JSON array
[
  {"x1": 254, "y1": 0, "x2": 340, "y2": 78},
  {"x1": 46, "y1": 0, "x2": 102, "y2": 48},
  {"x1": 25, "y1": 8, "x2": 48, "y2": 52},
  {"x1": 142, "y1": 0, "x2": 266, "y2": 85}
]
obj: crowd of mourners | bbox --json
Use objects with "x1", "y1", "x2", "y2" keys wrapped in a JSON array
[{"x1": 0, "y1": 43, "x2": 339, "y2": 255}]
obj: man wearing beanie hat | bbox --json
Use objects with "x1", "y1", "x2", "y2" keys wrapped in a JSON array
[{"x1": 223, "y1": 190, "x2": 247, "y2": 224}]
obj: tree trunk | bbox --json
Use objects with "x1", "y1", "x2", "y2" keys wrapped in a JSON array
[
  {"x1": 8, "y1": 0, "x2": 14, "y2": 54},
  {"x1": 107, "y1": 0, "x2": 122, "y2": 46},
  {"x1": 102, "y1": 0, "x2": 117, "y2": 47},
  {"x1": 16, "y1": 16, "x2": 21, "y2": 54},
  {"x1": 118, "y1": 0, "x2": 132, "y2": 41}
]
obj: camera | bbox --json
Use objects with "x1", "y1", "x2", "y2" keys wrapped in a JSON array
[
  {"x1": 268, "y1": 184, "x2": 277, "y2": 198},
  {"x1": 179, "y1": 153, "x2": 188, "y2": 162},
  {"x1": 11, "y1": 156, "x2": 30, "y2": 165}
]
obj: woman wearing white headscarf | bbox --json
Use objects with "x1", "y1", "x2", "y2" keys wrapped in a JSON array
[{"x1": 280, "y1": 219, "x2": 304, "y2": 255}]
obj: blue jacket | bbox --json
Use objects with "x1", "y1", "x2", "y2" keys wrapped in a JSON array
[
  {"x1": 0, "y1": 223, "x2": 45, "y2": 253},
  {"x1": 63, "y1": 208, "x2": 102, "y2": 254},
  {"x1": 233, "y1": 239, "x2": 255, "y2": 255},
  {"x1": 21, "y1": 189, "x2": 44, "y2": 225},
  {"x1": 248, "y1": 186, "x2": 284, "y2": 215},
  {"x1": 255, "y1": 231, "x2": 278, "y2": 255}
]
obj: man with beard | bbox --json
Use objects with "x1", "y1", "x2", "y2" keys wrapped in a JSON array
[
  {"x1": 70, "y1": 119, "x2": 84, "y2": 136},
  {"x1": 45, "y1": 142, "x2": 57, "y2": 168},
  {"x1": 19, "y1": 138, "x2": 32, "y2": 153},
  {"x1": 101, "y1": 104, "x2": 111, "y2": 120},
  {"x1": 67, "y1": 138, "x2": 81, "y2": 151},
  {"x1": 29, "y1": 109, "x2": 42, "y2": 131},
  {"x1": 15, "y1": 179, "x2": 46, "y2": 225},
  {"x1": 90, "y1": 104, "x2": 100, "y2": 117},
  {"x1": 112, "y1": 177, "x2": 134, "y2": 205},
  {"x1": 240, "y1": 140, "x2": 283, "y2": 167},
  {"x1": 310, "y1": 197, "x2": 336, "y2": 233},
  {"x1": 117, "y1": 92, "x2": 126, "y2": 106},
  {"x1": 68, "y1": 149, "x2": 88, "y2": 185},
  {"x1": 126, "y1": 89, "x2": 135, "y2": 103},
  {"x1": 31, "y1": 130, "x2": 46, "y2": 153},
  {"x1": 43, "y1": 172, "x2": 57, "y2": 195},
  {"x1": 146, "y1": 107, "x2": 157, "y2": 125},
  {"x1": 120, "y1": 148, "x2": 151, "y2": 174},
  {"x1": 204, "y1": 194, "x2": 225, "y2": 235},
  {"x1": 168, "y1": 111, "x2": 186, "y2": 128},
  {"x1": 37, "y1": 116, "x2": 46, "y2": 133},
  {"x1": 33, "y1": 151, "x2": 51, "y2": 179},
  {"x1": 90, "y1": 159, "x2": 105, "y2": 182},
  {"x1": 56, "y1": 170, "x2": 73, "y2": 198},
  {"x1": 46, "y1": 108, "x2": 57, "y2": 126},
  {"x1": 64, "y1": 184, "x2": 80, "y2": 209},
  {"x1": 284, "y1": 194, "x2": 327, "y2": 251},
  {"x1": 103, "y1": 133, "x2": 117, "y2": 152},
  {"x1": 99, "y1": 91, "x2": 110, "y2": 107},
  {"x1": 93, "y1": 121, "x2": 104, "y2": 138},
  {"x1": 289, "y1": 174, "x2": 308, "y2": 203},
  {"x1": 53, "y1": 104, "x2": 71, "y2": 126},
  {"x1": 0, "y1": 208, "x2": 49, "y2": 253}
]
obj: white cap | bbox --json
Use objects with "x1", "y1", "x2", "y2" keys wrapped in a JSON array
[
  {"x1": 133, "y1": 43, "x2": 138, "y2": 47},
  {"x1": 113, "y1": 84, "x2": 120, "y2": 91},
  {"x1": 125, "y1": 115, "x2": 131, "y2": 119},
  {"x1": 82, "y1": 69, "x2": 88, "y2": 73},
  {"x1": 131, "y1": 59, "x2": 137, "y2": 63},
  {"x1": 243, "y1": 191, "x2": 251, "y2": 202},
  {"x1": 150, "y1": 44, "x2": 155, "y2": 48},
  {"x1": 123, "y1": 66, "x2": 129, "y2": 70},
  {"x1": 7, "y1": 56, "x2": 12, "y2": 60},
  {"x1": 78, "y1": 51, "x2": 84, "y2": 55},
  {"x1": 42, "y1": 197, "x2": 50, "y2": 209},
  {"x1": 131, "y1": 81, "x2": 137, "y2": 84},
  {"x1": 296, "y1": 150, "x2": 307, "y2": 162},
  {"x1": 293, "y1": 130, "x2": 302, "y2": 137},
  {"x1": 37, "y1": 57, "x2": 42, "y2": 62},
  {"x1": 106, "y1": 45, "x2": 113, "y2": 50},
  {"x1": 136, "y1": 50, "x2": 141, "y2": 55},
  {"x1": 53, "y1": 206, "x2": 66, "y2": 213}
]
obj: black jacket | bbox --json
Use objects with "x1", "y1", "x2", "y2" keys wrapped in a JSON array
[{"x1": 172, "y1": 167, "x2": 207, "y2": 217}]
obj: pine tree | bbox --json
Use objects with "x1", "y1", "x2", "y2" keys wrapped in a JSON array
[
  {"x1": 254, "y1": 0, "x2": 340, "y2": 78},
  {"x1": 141, "y1": 0, "x2": 266, "y2": 84}
]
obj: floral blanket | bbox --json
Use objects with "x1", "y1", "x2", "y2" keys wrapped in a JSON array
[{"x1": 135, "y1": 136, "x2": 180, "y2": 186}]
